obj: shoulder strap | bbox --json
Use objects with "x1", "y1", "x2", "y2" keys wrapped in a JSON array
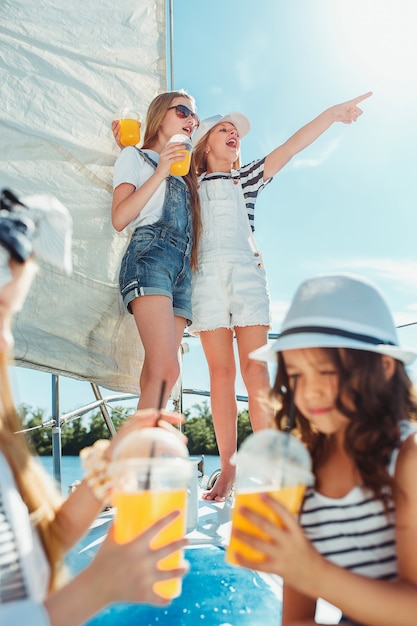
[{"x1": 134, "y1": 147, "x2": 157, "y2": 169}]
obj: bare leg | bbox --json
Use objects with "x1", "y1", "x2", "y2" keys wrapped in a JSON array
[
  {"x1": 199, "y1": 328, "x2": 237, "y2": 501},
  {"x1": 131, "y1": 295, "x2": 185, "y2": 409},
  {"x1": 235, "y1": 325, "x2": 274, "y2": 431}
]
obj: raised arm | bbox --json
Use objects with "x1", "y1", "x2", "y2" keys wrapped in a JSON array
[
  {"x1": 111, "y1": 141, "x2": 192, "y2": 232},
  {"x1": 263, "y1": 92, "x2": 372, "y2": 180}
]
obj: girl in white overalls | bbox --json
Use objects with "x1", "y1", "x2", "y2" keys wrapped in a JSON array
[{"x1": 190, "y1": 92, "x2": 372, "y2": 501}]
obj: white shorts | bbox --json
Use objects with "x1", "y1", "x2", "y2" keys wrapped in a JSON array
[{"x1": 189, "y1": 253, "x2": 271, "y2": 334}]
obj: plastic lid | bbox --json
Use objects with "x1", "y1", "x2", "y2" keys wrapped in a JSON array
[
  {"x1": 111, "y1": 427, "x2": 189, "y2": 461},
  {"x1": 116, "y1": 108, "x2": 139, "y2": 120},
  {"x1": 233, "y1": 429, "x2": 314, "y2": 488},
  {"x1": 167, "y1": 133, "x2": 193, "y2": 148}
]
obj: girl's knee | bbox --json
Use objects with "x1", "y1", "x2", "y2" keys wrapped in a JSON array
[
  {"x1": 141, "y1": 357, "x2": 180, "y2": 389},
  {"x1": 241, "y1": 360, "x2": 269, "y2": 388}
]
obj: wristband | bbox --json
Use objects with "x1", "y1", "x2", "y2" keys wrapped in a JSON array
[{"x1": 80, "y1": 439, "x2": 112, "y2": 507}]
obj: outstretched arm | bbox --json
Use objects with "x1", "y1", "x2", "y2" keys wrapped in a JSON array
[{"x1": 263, "y1": 92, "x2": 372, "y2": 180}]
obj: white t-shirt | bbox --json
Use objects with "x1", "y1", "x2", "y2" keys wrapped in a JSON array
[{"x1": 112, "y1": 147, "x2": 165, "y2": 231}]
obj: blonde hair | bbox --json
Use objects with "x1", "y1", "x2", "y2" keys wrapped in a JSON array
[
  {"x1": 142, "y1": 90, "x2": 202, "y2": 268},
  {"x1": 193, "y1": 127, "x2": 242, "y2": 177},
  {"x1": 0, "y1": 351, "x2": 66, "y2": 590}
]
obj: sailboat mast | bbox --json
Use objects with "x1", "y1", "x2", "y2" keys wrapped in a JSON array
[{"x1": 168, "y1": 0, "x2": 174, "y2": 89}]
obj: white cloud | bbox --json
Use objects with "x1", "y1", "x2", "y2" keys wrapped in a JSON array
[
  {"x1": 343, "y1": 257, "x2": 417, "y2": 292},
  {"x1": 269, "y1": 257, "x2": 417, "y2": 337}
]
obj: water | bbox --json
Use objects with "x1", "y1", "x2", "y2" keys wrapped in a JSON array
[{"x1": 40, "y1": 454, "x2": 221, "y2": 494}]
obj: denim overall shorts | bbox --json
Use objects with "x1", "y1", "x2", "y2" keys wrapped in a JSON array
[{"x1": 119, "y1": 150, "x2": 193, "y2": 323}]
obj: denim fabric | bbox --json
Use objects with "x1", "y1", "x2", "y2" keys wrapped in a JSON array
[{"x1": 119, "y1": 150, "x2": 193, "y2": 322}]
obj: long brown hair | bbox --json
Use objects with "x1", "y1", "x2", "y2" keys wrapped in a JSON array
[
  {"x1": 193, "y1": 126, "x2": 242, "y2": 177},
  {"x1": 142, "y1": 90, "x2": 201, "y2": 269},
  {"x1": 0, "y1": 351, "x2": 66, "y2": 590},
  {"x1": 272, "y1": 348, "x2": 417, "y2": 509}
]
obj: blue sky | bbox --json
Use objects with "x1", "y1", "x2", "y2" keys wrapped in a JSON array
[{"x1": 11, "y1": 0, "x2": 417, "y2": 417}]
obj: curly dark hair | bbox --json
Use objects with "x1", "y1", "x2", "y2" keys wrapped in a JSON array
[{"x1": 272, "y1": 348, "x2": 417, "y2": 508}]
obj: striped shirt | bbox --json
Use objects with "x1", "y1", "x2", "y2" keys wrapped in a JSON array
[
  {"x1": 199, "y1": 157, "x2": 271, "y2": 231},
  {"x1": 0, "y1": 488, "x2": 27, "y2": 602},
  {"x1": 0, "y1": 453, "x2": 50, "y2": 621},
  {"x1": 300, "y1": 486, "x2": 397, "y2": 580},
  {"x1": 299, "y1": 420, "x2": 417, "y2": 581}
]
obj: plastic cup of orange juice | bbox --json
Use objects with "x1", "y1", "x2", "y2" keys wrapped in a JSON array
[
  {"x1": 166, "y1": 134, "x2": 193, "y2": 176},
  {"x1": 226, "y1": 429, "x2": 314, "y2": 566},
  {"x1": 118, "y1": 109, "x2": 141, "y2": 146},
  {"x1": 109, "y1": 428, "x2": 191, "y2": 600}
]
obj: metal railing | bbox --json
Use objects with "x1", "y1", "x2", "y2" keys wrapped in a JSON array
[{"x1": 17, "y1": 332, "x2": 280, "y2": 489}]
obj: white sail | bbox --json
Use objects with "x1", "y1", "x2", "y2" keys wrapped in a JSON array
[{"x1": 0, "y1": 0, "x2": 167, "y2": 393}]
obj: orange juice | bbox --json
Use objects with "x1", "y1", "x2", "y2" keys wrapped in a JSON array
[
  {"x1": 169, "y1": 149, "x2": 191, "y2": 176},
  {"x1": 113, "y1": 488, "x2": 187, "y2": 599},
  {"x1": 226, "y1": 484, "x2": 306, "y2": 565},
  {"x1": 119, "y1": 118, "x2": 141, "y2": 146}
]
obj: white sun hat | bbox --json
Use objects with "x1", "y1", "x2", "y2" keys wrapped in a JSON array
[
  {"x1": 250, "y1": 273, "x2": 417, "y2": 365},
  {"x1": 192, "y1": 112, "x2": 251, "y2": 146}
]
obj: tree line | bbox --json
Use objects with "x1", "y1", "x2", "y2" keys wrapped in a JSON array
[{"x1": 17, "y1": 401, "x2": 253, "y2": 457}]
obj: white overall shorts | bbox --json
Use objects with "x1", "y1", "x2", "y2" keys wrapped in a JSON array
[{"x1": 189, "y1": 173, "x2": 271, "y2": 333}]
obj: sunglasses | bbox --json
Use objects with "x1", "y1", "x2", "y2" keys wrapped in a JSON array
[{"x1": 168, "y1": 104, "x2": 200, "y2": 128}]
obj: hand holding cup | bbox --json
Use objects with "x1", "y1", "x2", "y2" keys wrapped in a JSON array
[{"x1": 166, "y1": 134, "x2": 193, "y2": 176}]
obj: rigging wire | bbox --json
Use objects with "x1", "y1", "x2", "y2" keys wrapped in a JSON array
[{"x1": 168, "y1": 0, "x2": 174, "y2": 89}]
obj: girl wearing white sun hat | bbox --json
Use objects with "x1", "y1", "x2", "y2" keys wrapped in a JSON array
[
  {"x1": 188, "y1": 93, "x2": 372, "y2": 502},
  {"x1": 234, "y1": 273, "x2": 417, "y2": 625},
  {"x1": 250, "y1": 272, "x2": 417, "y2": 364}
]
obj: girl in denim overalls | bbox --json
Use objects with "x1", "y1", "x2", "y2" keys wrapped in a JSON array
[
  {"x1": 112, "y1": 91, "x2": 201, "y2": 409},
  {"x1": 190, "y1": 92, "x2": 372, "y2": 501}
]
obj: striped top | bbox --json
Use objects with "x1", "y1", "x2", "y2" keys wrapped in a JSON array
[
  {"x1": 300, "y1": 486, "x2": 397, "y2": 579},
  {"x1": 199, "y1": 157, "x2": 271, "y2": 231},
  {"x1": 299, "y1": 420, "x2": 417, "y2": 580},
  {"x1": 0, "y1": 452, "x2": 50, "y2": 623},
  {"x1": 0, "y1": 489, "x2": 27, "y2": 603}
]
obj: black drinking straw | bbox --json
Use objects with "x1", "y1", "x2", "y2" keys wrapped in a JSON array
[
  {"x1": 144, "y1": 380, "x2": 167, "y2": 489},
  {"x1": 282, "y1": 375, "x2": 299, "y2": 485},
  {"x1": 286, "y1": 375, "x2": 298, "y2": 433},
  {"x1": 157, "y1": 379, "x2": 167, "y2": 413}
]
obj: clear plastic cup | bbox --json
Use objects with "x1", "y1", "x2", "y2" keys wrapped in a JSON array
[
  {"x1": 166, "y1": 134, "x2": 193, "y2": 176},
  {"x1": 118, "y1": 109, "x2": 141, "y2": 146},
  {"x1": 109, "y1": 428, "x2": 191, "y2": 599},
  {"x1": 226, "y1": 429, "x2": 314, "y2": 566}
]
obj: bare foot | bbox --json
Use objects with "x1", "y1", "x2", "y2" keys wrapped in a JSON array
[{"x1": 202, "y1": 466, "x2": 235, "y2": 502}]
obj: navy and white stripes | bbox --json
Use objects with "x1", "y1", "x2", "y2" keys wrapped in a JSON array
[
  {"x1": 240, "y1": 158, "x2": 270, "y2": 231},
  {"x1": 0, "y1": 489, "x2": 27, "y2": 602},
  {"x1": 200, "y1": 157, "x2": 271, "y2": 232},
  {"x1": 299, "y1": 421, "x2": 417, "y2": 583},
  {"x1": 300, "y1": 486, "x2": 397, "y2": 580}
]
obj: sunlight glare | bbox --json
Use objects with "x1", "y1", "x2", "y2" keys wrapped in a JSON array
[{"x1": 337, "y1": 1, "x2": 417, "y2": 83}]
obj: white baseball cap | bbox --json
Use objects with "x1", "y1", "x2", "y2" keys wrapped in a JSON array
[
  {"x1": 192, "y1": 112, "x2": 251, "y2": 146},
  {"x1": 250, "y1": 273, "x2": 417, "y2": 365}
]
